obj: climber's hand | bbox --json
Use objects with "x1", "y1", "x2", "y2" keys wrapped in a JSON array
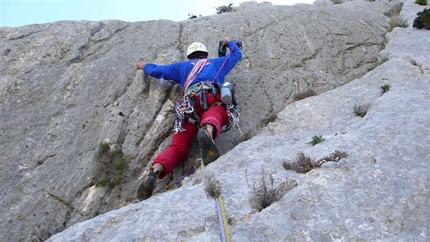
[{"x1": 136, "y1": 61, "x2": 146, "y2": 70}]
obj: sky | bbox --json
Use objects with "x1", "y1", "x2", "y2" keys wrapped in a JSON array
[{"x1": 1, "y1": 0, "x2": 315, "y2": 27}]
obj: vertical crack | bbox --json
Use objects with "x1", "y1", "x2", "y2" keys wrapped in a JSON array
[
  {"x1": 116, "y1": 111, "x2": 130, "y2": 147},
  {"x1": 178, "y1": 22, "x2": 185, "y2": 58}
]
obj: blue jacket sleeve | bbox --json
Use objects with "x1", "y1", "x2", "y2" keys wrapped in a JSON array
[
  {"x1": 143, "y1": 62, "x2": 183, "y2": 83},
  {"x1": 213, "y1": 40, "x2": 242, "y2": 82},
  {"x1": 227, "y1": 40, "x2": 243, "y2": 65}
]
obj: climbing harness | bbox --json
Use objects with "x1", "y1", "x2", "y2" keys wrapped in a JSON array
[{"x1": 186, "y1": 81, "x2": 218, "y2": 109}]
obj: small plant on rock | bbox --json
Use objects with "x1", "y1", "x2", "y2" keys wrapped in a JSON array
[
  {"x1": 99, "y1": 141, "x2": 110, "y2": 153},
  {"x1": 216, "y1": 3, "x2": 235, "y2": 14},
  {"x1": 94, "y1": 142, "x2": 129, "y2": 188},
  {"x1": 415, "y1": 0, "x2": 427, "y2": 6},
  {"x1": 385, "y1": 2, "x2": 408, "y2": 30},
  {"x1": 413, "y1": 8, "x2": 430, "y2": 29},
  {"x1": 390, "y1": 15, "x2": 409, "y2": 29},
  {"x1": 246, "y1": 168, "x2": 281, "y2": 211},
  {"x1": 381, "y1": 84, "x2": 391, "y2": 94},
  {"x1": 353, "y1": 104, "x2": 370, "y2": 117},
  {"x1": 283, "y1": 152, "x2": 317, "y2": 173},
  {"x1": 310, "y1": 135, "x2": 325, "y2": 145},
  {"x1": 204, "y1": 174, "x2": 222, "y2": 198}
]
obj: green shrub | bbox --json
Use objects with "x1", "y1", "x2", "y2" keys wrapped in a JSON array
[
  {"x1": 93, "y1": 142, "x2": 129, "y2": 188},
  {"x1": 99, "y1": 142, "x2": 110, "y2": 153},
  {"x1": 413, "y1": 8, "x2": 430, "y2": 29},
  {"x1": 415, "y1": 0, "x2": 427, "y2": 6},
  {"x1": 95, "y1": 178, "x2": 108, "y2": 187},
  {"x1": 115, "y1": 159, "x2": 127, "y2": 171},
  {"x1": 381, "y1": 84, "x2": 391, "y2": 94},
  {"x1": 111, "y1": 175, "x2": 123, "y2": 187},
  {"x1": 310, "y1": 135, "x2": 325, "y2": 145}
]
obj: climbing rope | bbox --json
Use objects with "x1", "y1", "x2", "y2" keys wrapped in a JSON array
[
  {"x1": 216, "y1": 195, "x2": 230, "y2": 242},
  {"x1": 201, "y1": 160, "x2": 230, "y2": 242}
]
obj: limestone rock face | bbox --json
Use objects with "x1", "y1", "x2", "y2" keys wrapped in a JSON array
[{"x1": 3, "y1": 0, "x2": 424, "y2": 241}]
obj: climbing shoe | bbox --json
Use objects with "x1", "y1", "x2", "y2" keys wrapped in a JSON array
[
  {"x1": 198, "y1": 125, "x2": 220, "y2": 165},
  {"x1": 137, "y1": 168, "x2": 157, "y2": 201}
]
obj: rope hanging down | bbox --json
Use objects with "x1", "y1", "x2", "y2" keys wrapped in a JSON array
[
  {"x1": 216, "y1": 195, "x2": 230, "y2": 242},
  {"x1": 201, "y1": 161, "x2": 230, "y2": 242}
]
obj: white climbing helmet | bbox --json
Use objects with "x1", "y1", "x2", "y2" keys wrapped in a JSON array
[{"x1": 186, "y1": 42, "x2": 208, "y2": 57}]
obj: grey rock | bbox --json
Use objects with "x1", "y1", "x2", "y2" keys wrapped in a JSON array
[
  {"x1": 3, "y1": 0, "x2": 424, "y2": 241},
  {"x1": 48, "y1": 22, "x2": 430, "y2": 242}
]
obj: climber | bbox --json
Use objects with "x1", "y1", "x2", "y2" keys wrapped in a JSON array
[{"x1": 135, "y1": 37, "x2": 242, "y2": 200}]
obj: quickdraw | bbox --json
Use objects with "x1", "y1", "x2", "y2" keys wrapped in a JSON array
[
  {"x1": 173, "y1": 94, "x2": 200, "y2": 134},
  {"x1": 221, "y1": 104, "x2": 242, "y2": 134}
]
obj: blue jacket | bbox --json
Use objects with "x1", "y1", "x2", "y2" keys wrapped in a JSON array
[{"x1": 143, "y1": 41, "x2": 242, "y2": 89}]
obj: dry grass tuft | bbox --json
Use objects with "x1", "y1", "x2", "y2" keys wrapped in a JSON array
[
  {"x1": 390, "y1": 15, "x2": 409, "y2": 30},
  {"x1": 283, "y1": 150, "x2": 349, "y2": 173},
  {"x1": 246, "y1": 168, "x2": 296, "y2": 211},
  {"x1": 385, "y1": 2, "x2": 408, "y2": 30},
  {"x1": 204, "y1": 174, "x2": 222, "y2": 199},
  {"x1": 283, "y1": 152, "x2": 318, "y2": 173}
]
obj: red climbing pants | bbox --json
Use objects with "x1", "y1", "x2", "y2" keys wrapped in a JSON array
[{"x1": 154, "y1": 92, "x2": 229, "y2": 178}]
